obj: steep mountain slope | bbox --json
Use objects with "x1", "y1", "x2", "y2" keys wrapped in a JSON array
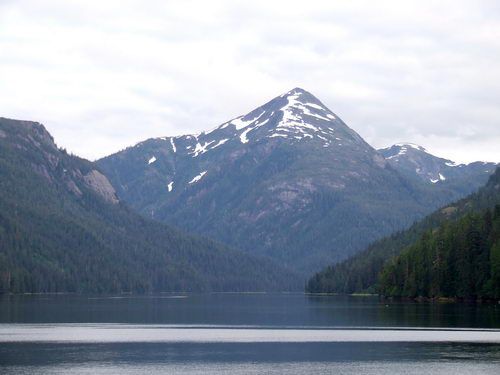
[
  {"x1": 378, "y1": 205, "x2": 500, "y2": 300},
  {"x1": 306, "y1": 167, "x2": 500, "y2": 294},
  {"x1": 380, "y1": 143, "x2": 496, "y2": 195},
  {"x1": 98, "y1": 88, "x2": 494, "y2": 275},
  {"x1": 0, "y1": 117, "x2": 299, "y2": 293}
]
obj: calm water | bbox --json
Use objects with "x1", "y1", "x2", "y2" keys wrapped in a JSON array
[{"x1": 1, "y1": 293, "x2": 500, "y2": 374}]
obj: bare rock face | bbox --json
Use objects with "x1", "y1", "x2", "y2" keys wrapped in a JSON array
[
  {"x1": 66, "y1": 179, "x2": 83, "y2": 197},
  {"x1": 17, "y1": 120, "x2": 57, "y2": 150},
  {"x1": 372, "y1": 154, "x2": 387, "y2": 168},
  {"x1": 0, "y1": 118, "x2": 118, "y2": 204},
  {"x1": 83, "y1": 169, "x2": 119, "y2": 204}
]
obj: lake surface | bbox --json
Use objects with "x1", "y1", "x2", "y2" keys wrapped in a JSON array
[{"x1": 1, "y1": 293, "x2": 500, "y2": 374}]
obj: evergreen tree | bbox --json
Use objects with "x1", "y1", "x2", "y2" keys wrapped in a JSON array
[{"x1": 377, "y1": 207, "x2": 500, "y2": 300}]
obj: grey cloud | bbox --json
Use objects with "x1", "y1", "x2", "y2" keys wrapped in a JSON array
[{"x1": 0, "y1": 0, "x2": 499, "y2": 163}]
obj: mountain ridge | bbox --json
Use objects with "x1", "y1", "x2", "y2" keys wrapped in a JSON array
[
  {"x1": 98, "y1": 88, "x2": 496, "y2": 275},
  {"x1": 379, "y1": 141, "x2": 497, "y2": 194}
]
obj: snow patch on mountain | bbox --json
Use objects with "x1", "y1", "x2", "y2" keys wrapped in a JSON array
[
  {"x1": 212, "y1": 138, "x2": 229, "y2": 149},
  {"x1": 167, "y1": 181, "x2": 174, "y2": 192},
  {"x1": 394, "y1": 143, "x2": 426, "y2": 151},
  {"x1": 189, "y1": 171, "x2": 207, "y2": 184},
  {"x1": 226, "y1": 110, "x2": 266, "y2": 131},
  {"x1": 430, "y1": 174, "x2": 446, "y2": 183},
  {"x1": 240, "y1": 127, "x2": 253, "y2": 144},
  {"x1": 170, "y1": 138, "x2": 177, "y2": 153},
  {"x1": 190, "y1": 138, "x2": 230, "y2": 156},
  {"x1": 384, "y1": 143, "x2": 428, "y2": 160},
  {"x1": 148, "y1": 156, "x2": 157, "y2": 164},
  {"x1": 265, "y1": 89, "x2": 339, "y2": 145},
  {"x1": 190, "y1": 141, "x2": 215, "y2": 157},
  {"x1": 277, "y1": 92, "x2": 322, "y2": 132}
]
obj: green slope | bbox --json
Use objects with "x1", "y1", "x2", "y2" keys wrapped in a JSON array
[
  {"x1": 0, "y1": 117, "x2": 299, "y2": 293},
  {"x1": 379, "y1": 206, "x2": 500, "y2": 300},
  {"x1": 306, "y1": 167, "x2": 500, "y2": 294}
]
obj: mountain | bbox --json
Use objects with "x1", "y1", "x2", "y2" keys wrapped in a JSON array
[
  {"x1": 0, "y1": 117, "x2": 299, "y2": 293},
  {"x1": 306, "y1": 166, "x2": 500, "y2": 294},
  {"x1": 380, "y1": 142, "x2": 496, "y2": 195},
  {"x1": 98, "y1": 88, "x2": 495, "y2": 275}
]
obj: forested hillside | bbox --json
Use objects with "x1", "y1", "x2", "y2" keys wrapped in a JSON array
[
  {"x1": 0, "y1": 117, "x2": 299, "y2": 294},
  {"x1": 306, "y1": 167, "x2": 500, "y2": 294},
  {"x1": 379, "y1": 206, "x2": 500, "y2": 300}
]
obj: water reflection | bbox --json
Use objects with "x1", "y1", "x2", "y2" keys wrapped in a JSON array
[
  {"x1": 1, "y1": 294, "x2": 500, "y2": 374},
  {"x1": 307, "y1": 295, "x2": 500, "y2": 328}
]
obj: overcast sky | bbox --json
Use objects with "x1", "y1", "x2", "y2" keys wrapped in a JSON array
[{"x1": 1, "y1": 0, "x2": 500, "y2": 163}]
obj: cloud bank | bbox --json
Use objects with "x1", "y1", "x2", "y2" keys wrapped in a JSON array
[{"x1": 1, "y1": 0, "x2": 500, "y2": 162}]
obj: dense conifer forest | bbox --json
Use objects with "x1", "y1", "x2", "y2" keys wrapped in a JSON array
[
  {"x1": 0, "y1": 118, "x2": 298, "y2": 294},
  {"x1": 307, "y1": 167, "x2": 500, "y2": 297},
  {"x1": 379, "y1": 206, "x2": 500, "y2": 300}
]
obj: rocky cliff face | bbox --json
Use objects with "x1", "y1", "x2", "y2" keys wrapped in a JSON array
[
  {"x1": 0, "y1": 117, "x2": 118, "y2": 204},
  {"x1": 83, "y1": 170, "x2": 119, "y2": 204}
]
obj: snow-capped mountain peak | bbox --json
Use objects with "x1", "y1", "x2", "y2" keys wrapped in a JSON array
[
  {"x1": 384, "y1": 143, "x2": 427, "y2": 159},
  {"x1": 274, "y1": 88, "x2": 337, "y2": 133},
  {"x1": 380, "y1": 142, "x2": 498, "y2": 185},
  {"x1": 204, "y1": 87, "x2": 360, "y2": 148},
  {"x1": 131, "y1": 89, "x2": 372, "y2": 174},
  {"x1": 98, "y1": 89, "x2": 498, "y2": 275}
]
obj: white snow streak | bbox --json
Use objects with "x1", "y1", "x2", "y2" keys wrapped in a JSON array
[
  {"x1": 269, "y1": 133, "x2": 288, "y2": 138},
  {"x1": 274, "y1": 92, "x2": 335, "y2": 139},
  {"x1": 189, "y1": 171, "x2": 207, "y2": 184},
  {"x1": 190, "y1": 138, "x2": 229, "y2": 156},
  {"x1": 304, "y1": 102, "x2": 324, "y2": 110},
  {"x1": 211, "y1": 138, "x2": 229, "y2": 149},
  {"x1": 238, "y1": 117, "x2": 270, "y2": 144},
  {"x1": 229, "y1": 110, "x2": 266, "y2": 130},
  {"x1": 240, "y1": 128, "x2": 252, "y2": 143},
  {"x1": 190, "y1": 141, "x2": 215, "y2": 157},
  {"x1": 394, "y1": 143, "x2": 426, "y2": 151},
  {"x1": 148, "y1": 156, "x2": 157, "y2": 164}
]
